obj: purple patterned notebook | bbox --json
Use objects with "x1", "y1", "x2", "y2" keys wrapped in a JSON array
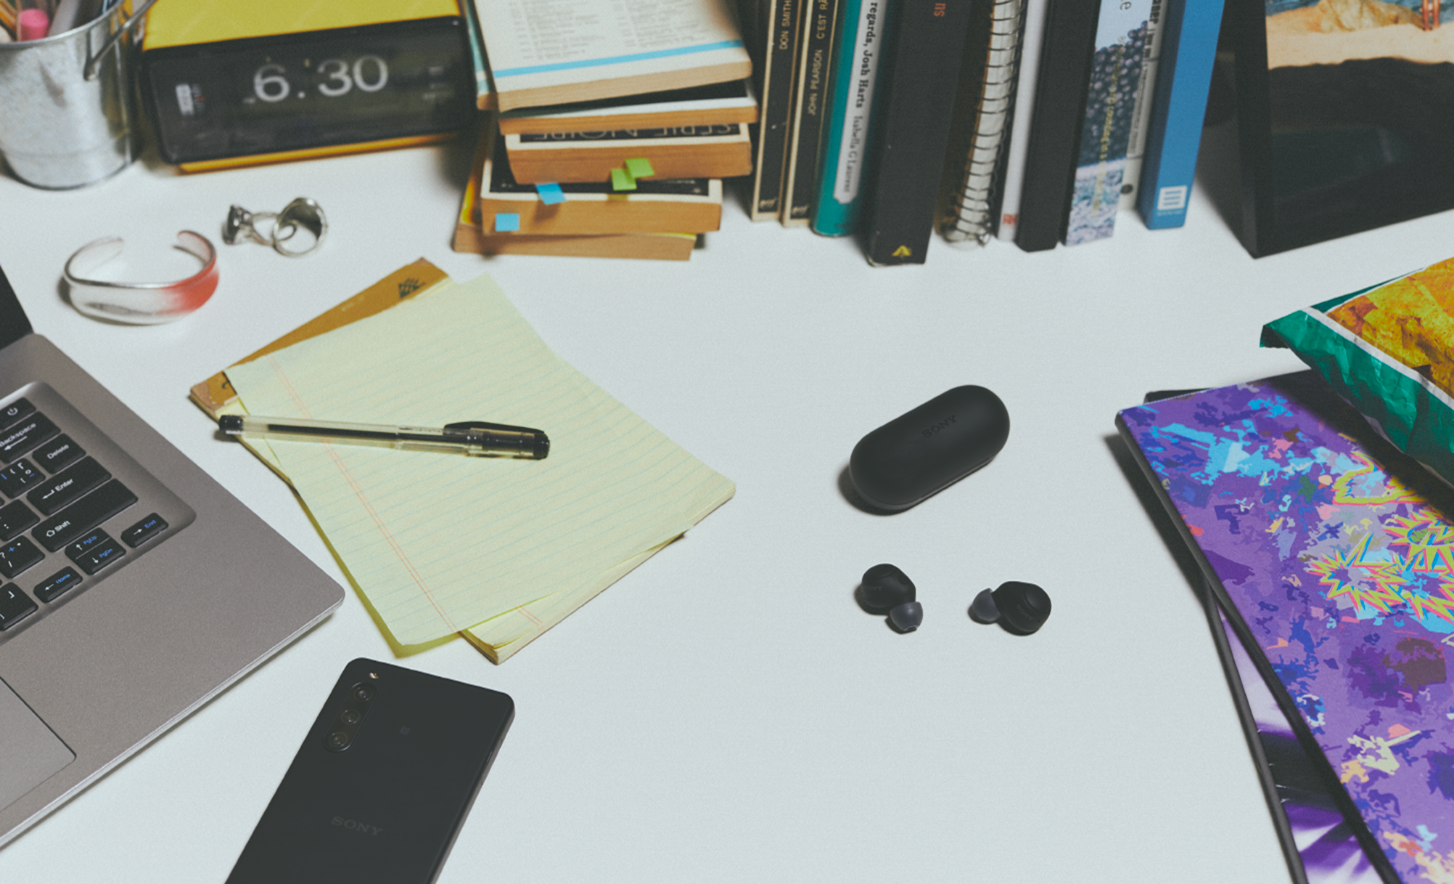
[{"x1": 1118, "y1": 372, "x2": 1454, "y2": 884}]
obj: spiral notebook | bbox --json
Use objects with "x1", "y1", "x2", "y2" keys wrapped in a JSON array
[{"x1": 937, "y1": 0, "x2": 1027, "y2": 246}]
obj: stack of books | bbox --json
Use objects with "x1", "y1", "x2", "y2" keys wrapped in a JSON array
[{"x1": 451, "y1": 0, "x2": 758, "y2": 261}]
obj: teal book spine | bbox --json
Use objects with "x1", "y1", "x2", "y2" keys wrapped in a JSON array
[{"x1": 810, "y1": 0, "x2": 888, "y2": 236}]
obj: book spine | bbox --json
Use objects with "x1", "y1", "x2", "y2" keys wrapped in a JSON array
[
  {"x1": 1012, "y1": 0, "x2": 1101, "y2": 252},
  {"x1": 810, "y1": 0, "x2": 889, "y2": 236},
  {"x1": 937, "y1": 0, "x2": 1026, "y2": 246},
  {"x1": 783, "y1": 0, "x2": 841, "y2": 226},
  {"x1": 1115, "y1": 0, "x2": 1165, "y2": 212},
  {"x1": 1136, "y1": 0, "x2": 1225, "y2": 229},
  {"x1": 993, "y1": 0, "x2": 1049, "y2": 241},
  {"x1": 859, "y1": 0, "x2": 978, "y2": 265},
  {"x1": 750, "y1": 0, "x2": 804, "y2": 221},
  {"x1": 1062, "y1": 0, "x2": 1153, "y2": 245}
]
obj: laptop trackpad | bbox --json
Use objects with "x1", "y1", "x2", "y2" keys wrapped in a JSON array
[{"x1": 0, "y1": 678, "x2": 74, "y2": 810}]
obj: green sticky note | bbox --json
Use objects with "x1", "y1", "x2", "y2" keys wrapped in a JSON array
[
  {"x1": 610, "y1": 168, "x2": 636, "y2": 191},
  {"x1": 625, "y1": 158, "x2": 654, "y2": 179}
]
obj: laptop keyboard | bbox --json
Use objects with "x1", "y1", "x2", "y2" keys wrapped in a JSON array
[{"x1": 0, "y1": 383, "x2": 195, "y2": 644}]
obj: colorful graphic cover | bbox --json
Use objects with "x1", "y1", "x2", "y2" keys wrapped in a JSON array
[
  {"x1": 1215, "y1": 601, "x2": 1382, "y2": 884},
  {"x1": 1263, "y1": 255, "x2": 1454, "y2": 492},
  {"x1": 1118, "y1": 372, "x2": 1454, "y2": 884},
  {"x1": 1062, "y1": 0, "x2": 1150, "y2": 245}
]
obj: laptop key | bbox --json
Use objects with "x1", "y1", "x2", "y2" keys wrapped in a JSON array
[
  {"x1": 0, "y1": 537, "x2": 42, "y2": 578},
  {"x1": 34, "y1": 567, "x2": 80, "y2": 603},
  {"x1": 27, "y1": 457, "x2": 109, "y2": 517},
  {"x1": 0, "y1": 399, "x2": 35, "y2": 432},
  {"x1": 0, "y1": 413, "x2": 59, "y2": 465},
  {"x1": 0, "y1": 459, "x2": 41, "y2": 498},
  {"x1": 69, "y1": 536, "x2": 124, "y2": 575},
  {"x1": 32, "y1": 434, "x2": 84, "y2": 473},
  {"x1": 122, "y1": 513, "x2": 167, "y2": 548},
  {"x1": 0, "y1": 500, "x2": 37, "y2": 542},
  {"x1": 32, "y1": 479, "x2": 137, "y2": 552},
  {"x1": 0, "y1": 583, "x2": 36, "y2": 630}
]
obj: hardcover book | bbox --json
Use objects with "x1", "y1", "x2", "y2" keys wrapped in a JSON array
[
  {"x1": 1012, "y1": 0, "x2": 1101, "y2": 251},
  {"x1": 811, "y1": 0, "x2": 890, "y2": 236},
  {"x1": 1136, "y1": 0, "x2": 1226, "y2": 229},
  {"x1": 1118, "y1": 372, "x2": 1454, "y2": 884},
  {"x1": 472, "y1": 125, "x2": 722, "y2": 236},
  {"x1": 745, "y1": 0, "x2": 805, "y2": 220},
  {"x1": 497, "y1": 81, "x2": 758, "y2": 136},
  {"x1": 782, "y1": 0, "x2": 841, "y2": 225},
  {"x1": 472, "y1": 0, "x2": 752, "y2": 112},
  {"x1": 859, "y1": 0, "x2": 977, "y2": 265},
  {"x1": 502, "y1": 125, "x2": 753, "y2": 184}
]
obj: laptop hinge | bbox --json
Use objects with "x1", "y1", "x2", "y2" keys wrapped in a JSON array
[{"x1": 0, "y1": 264, "x2": 34, "y2": 349}]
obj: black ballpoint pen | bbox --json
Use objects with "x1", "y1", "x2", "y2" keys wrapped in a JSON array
[{"x1": 218, "y1": 414, "x2": 550, "y2": 459}]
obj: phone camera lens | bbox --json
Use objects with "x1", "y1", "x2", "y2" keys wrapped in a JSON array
[
  {"x1": 326, "y1": 731, "x2": 350, "y2": 750},
  {"x1": 341, "y1": 709, "x2": 361, "y2": 725},
  {"x1": 353, "y1": 684, "x2": 375, "y2": 703}
]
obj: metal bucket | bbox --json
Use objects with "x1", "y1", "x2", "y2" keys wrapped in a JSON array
[{"x1": 0, "y1": 1, "x2": 153, "y2": 189}]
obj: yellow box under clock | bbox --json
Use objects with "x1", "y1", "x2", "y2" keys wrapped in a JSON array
[{"x1": 140, "y1": 0, "x2": 474, "y2": 171}]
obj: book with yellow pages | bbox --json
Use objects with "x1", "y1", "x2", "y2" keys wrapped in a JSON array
[
  {"x1": 504, "y1": 124, "x2": 753, "y2": 184},
  {"x1": 197, "y1": 267, "x2": 734, "y2": 662},
  {"x1": 474, "y1": 125, "x2": 723, "y2": 236},
  {"x1": 473, "y1": 0, "x2": 752, "y2": 112}
]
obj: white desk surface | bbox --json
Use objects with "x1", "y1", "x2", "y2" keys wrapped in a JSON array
[{"x1": 0, "y1": 132, "x2": 1448, "y2": 884}]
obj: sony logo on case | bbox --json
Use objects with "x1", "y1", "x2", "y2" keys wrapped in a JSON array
[
  {"x1": 331, "y1": 816, "x2": 384, "y2": 836},
  {"x1": 921, "y1": 414, "x2": 957, "y2": 437}
]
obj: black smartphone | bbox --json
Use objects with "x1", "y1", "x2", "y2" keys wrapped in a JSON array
[{"x1": 226, "y1": 658, "x2": 514, "y2": 884}]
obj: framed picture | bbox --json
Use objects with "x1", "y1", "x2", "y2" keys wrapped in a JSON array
[{"x1": 1228, "y1": 0, "x2": 1454, "y2": 256}]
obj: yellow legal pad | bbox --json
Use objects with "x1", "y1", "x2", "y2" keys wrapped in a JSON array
[{"x1": 220, "y1": 273, "x2": 734, "y2": 662}]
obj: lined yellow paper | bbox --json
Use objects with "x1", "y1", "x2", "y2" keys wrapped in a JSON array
[{"x1": 224, "y1": 275, "x2": 734, "y2": 659}]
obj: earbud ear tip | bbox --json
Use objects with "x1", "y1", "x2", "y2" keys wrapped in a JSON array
[
  {"x1": 968, "y1": 588, "x2": 1000, "y2": 623},
  {"x1": 888, "y1": 601, "x2": 923, "y2": 633}
]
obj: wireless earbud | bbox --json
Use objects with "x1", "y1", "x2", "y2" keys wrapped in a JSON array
[
  {"x1": 859, "y1": 563, "x2": 922, "y2": 632},
  {"x1": 970, "y1": 581, "x2": 1051, "y2": 634}
]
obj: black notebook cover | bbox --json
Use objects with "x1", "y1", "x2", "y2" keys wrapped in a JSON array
[
  {"x1": 1012, "y1": 0, "x2": 1100, "y2": 252},
  {"x1": 859, "y1": 0, "x2": 977, "y2": 265}
]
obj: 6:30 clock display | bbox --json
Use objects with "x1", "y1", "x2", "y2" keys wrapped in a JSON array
[
  {"x1": 141, "y1": 17, "x2": 473, "y2": 166},
  {"x1": 249, "y1": 56, "x2": 392, "y2": 104}
]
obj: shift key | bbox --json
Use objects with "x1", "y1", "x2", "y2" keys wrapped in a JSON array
[{"x1": 33, "y1": 480, "x2": 136, "y2": 552}]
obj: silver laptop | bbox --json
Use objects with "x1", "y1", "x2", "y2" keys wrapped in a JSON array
[{"x1": 0, "y1": 264, "x2": 344, "y2": 847}]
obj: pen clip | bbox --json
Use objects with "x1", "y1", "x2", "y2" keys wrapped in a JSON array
[{"x1": 445, "y1": 421, "x2": 535, "y2": 434}]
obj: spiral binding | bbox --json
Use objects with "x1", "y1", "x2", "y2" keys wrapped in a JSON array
[{"x1": 940, "y1": 0, "x2": 1028, "y2": 247}]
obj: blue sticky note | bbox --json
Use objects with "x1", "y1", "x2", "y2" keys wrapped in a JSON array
[
  {"x1": 536, "y1": 183, "x2": 565, "y2": 205},
  {"x1": 625, "y1": 158, "x2": 654, "y2": 179},
  {"x1": 494, "y1": 213, "x2": 520, "y2": 233}
]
